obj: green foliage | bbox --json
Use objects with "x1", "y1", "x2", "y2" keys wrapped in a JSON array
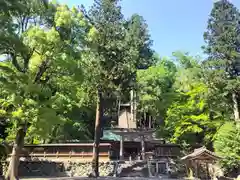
[
  {"x1": 202, "y1": 0, "x2": 240, "y2": 171},
  {"x1": 87, "y1": 0, "x2": 132, "y2": 92},
  {"x1": 165, "y1": 83, "x2": 210, "y2": 144},
  {"x1": 137, "y1": 57, "x2": 176, "y2": 116},
  {"x1": 161, "y1": 53, "x2": 222, "y2": 145},
  {"x1": 203, "y1": 0, "x2": 240, "y2": 120},
  {"x1": 86, "y1": 0, "x2": 154, "y2": 94},
  {"x1": 214, "y1": 122, "x2": 240, "y2": 172},
  {"x1": 203, "y1": 0, "x2": 240, "y2": 80},
  {"x1": 0, "y1": 0, "x2": 94, "y2": 143},
  {"x1": 125, "y1": 14, "x2": 155, "y2": 69}
]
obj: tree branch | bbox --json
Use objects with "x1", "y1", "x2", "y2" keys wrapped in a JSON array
[
  {"x1": 10, "y1": 53, "x2": 25, "y2": 73},
  {"x1": 79, "y1": 5, "x2": 96, "y2": 27},
  {"x1": 34, "y1": 59, "x2": 50, "y2": 83}
]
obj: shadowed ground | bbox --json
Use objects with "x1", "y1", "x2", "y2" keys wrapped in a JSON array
[{"x1": 21, "y1": 177, "x2": 182, "y2": 180}]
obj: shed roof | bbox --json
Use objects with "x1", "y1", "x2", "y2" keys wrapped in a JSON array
[{"x1": 181, "y1": 147, "x2": 221, "y2": 161}]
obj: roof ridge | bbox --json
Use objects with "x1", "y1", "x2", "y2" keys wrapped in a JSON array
[{"x1": 181, "y1": 146, "x2": 221, "y2": 160}]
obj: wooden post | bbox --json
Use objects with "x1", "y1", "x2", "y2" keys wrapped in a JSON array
[
  {"x1": 143, "y1": 113, "x2": 146, "y2": 128},
  {"x1": 130, "y1": 89, "x2": 137, "y2": 127},
  {"x1": 147, "y1": 160, "x2": 152, "y2": 177},
  {"x1": 206, "y1": 162, "x2": 209, "y2": 179},
  {"x1": 149, "y1": 116, "x2": 152, "y2": 129},
  {"x1": 194, "y1": 160, "x2": 198, "y2": 178},
  {"x1": 120, "y1": 135, "x2": 124, "y2": 160},
  {"x1": 141, "y1": 135, "x2": 145, "y2": 160}
]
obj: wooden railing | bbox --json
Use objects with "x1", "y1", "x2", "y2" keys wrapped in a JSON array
[
  {"x1": 7, "y1": 143, "x2": 112, "y2": 162},
  {"x1": 8, "y1": 152, "x2": 110, "y2": 162},
  {"x1": 13, "y1": 152, "x2": 110, "y2": 158}
]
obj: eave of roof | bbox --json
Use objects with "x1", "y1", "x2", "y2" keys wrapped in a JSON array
[{"x1": 181, "y1": 147, "x2": 221, "y2": 161}]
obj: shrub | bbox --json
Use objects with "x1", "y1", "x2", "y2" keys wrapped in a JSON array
[{"x1": 214, "y1": 122, "x2": 240, "y2": 175}]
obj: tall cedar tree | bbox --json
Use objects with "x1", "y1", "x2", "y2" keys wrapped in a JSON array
[
  {"x1": 203, "y1": 0, "x2": 240, "y2": 122},
  {"x1": 126, "y1": 14, "x2": 155, "y2": 70},
  {"x1": 86, "y1": 0, "x2": 155, "y2": 176},
  {"x1": 120, "y1": 14, "x2": 155, "y2": 101},
  {"x1": 87, "y1": 0, "x2": 130, "y2": 177}
]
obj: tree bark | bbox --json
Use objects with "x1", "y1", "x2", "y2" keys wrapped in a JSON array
[
  {"x1": 90, "y1": 90, "x2": 103, "y2": 177},
  {"x1": 232, "y1": 92, "x2": 240, "y2": 122},
  {"x1": 5, "y1": 126, "x2": 26, "y2": 180}
]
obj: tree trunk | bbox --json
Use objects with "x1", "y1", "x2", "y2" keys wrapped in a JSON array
[
  {"x1": 5, "y1": 126, "x2": 26, "y2": 180},
  {"x1": 232, "y1": 92, "x2": 240, "y2": 122},
  {"x1": 90, "y1": 90, "x2": 103, "y2": 177}
]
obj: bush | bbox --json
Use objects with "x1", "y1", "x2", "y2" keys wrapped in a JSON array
[{"x1": 213, "y1": 122, "x2": 240, "y2": 174}]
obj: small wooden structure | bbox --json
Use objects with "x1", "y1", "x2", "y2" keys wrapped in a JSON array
[{"x1": 181, "y1": 147, "x2": 221, "y2": 179}]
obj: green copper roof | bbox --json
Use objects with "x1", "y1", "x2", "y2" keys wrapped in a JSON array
[{"x1": 101, "y1": 130, "x2": 121, "y2": 141}]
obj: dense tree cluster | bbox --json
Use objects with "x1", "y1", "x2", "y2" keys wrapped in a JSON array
[{"x1": 0, "y1": 0, "x2": 239, "y2": 179}]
